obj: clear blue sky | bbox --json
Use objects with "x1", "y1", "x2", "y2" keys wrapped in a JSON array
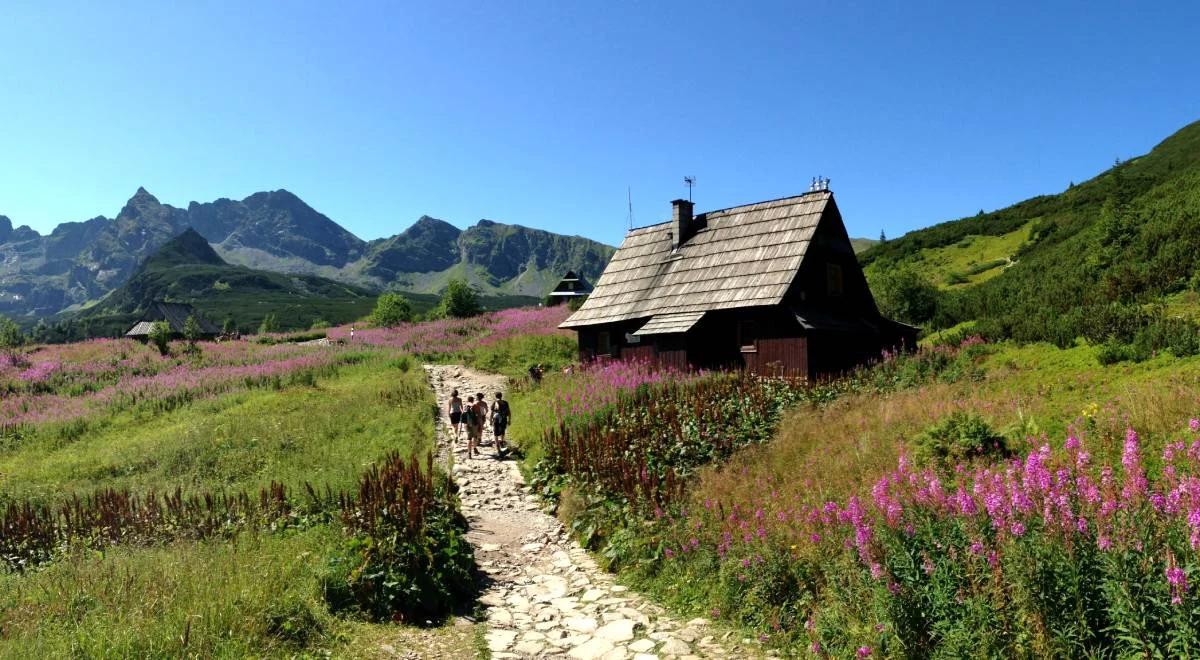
[{"x1": 2, "y1": 1, "x2": 1197, "y2": 247}]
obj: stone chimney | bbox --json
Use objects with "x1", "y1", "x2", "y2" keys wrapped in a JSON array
[{"x1": 671, "y1": 199, "x2": 695, "y2": 250}]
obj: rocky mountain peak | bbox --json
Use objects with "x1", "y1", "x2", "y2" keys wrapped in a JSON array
[
  {"x1": 143, "y1": 227, "x2": 226, "y2": 268},
  {"x1": 118, "y1": 187, "x2": 168, "y2": 220}
]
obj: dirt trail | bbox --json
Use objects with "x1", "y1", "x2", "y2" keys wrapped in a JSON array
[{"x1": 424, "y1": 365, "x2": 760, "y2": 660}]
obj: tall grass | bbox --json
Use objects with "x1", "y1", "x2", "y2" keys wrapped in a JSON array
[{"x1": 0, "y1": 530, "x2": 342, "y2": 657}]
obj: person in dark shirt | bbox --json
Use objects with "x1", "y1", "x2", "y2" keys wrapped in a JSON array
[{"x1": 491, "y1": 391, "x2": 511, "y2": 457}]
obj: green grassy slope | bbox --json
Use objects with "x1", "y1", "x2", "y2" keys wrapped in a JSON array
[{"x1": 863, "y1": 118, "x2": 1200, "y2": 350}]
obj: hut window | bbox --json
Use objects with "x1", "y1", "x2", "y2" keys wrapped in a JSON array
[
  {"x1": 826, "y1": 263, "x2": 844, "y2": 297},
  {"x1": 738, "y1": 320, "x2": 758, "y2": 352},
  {"x1": 597, "y1": 331, "x2": 612, "y2": 356}
]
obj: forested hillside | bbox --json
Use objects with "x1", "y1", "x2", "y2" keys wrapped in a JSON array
[{"x1": 864, "y1": 119, "x2": 1200, "y2": 360}]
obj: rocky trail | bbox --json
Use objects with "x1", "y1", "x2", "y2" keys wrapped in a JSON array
[{"x1": 424, "y1": 365, "x2": 762, "y2": 660}]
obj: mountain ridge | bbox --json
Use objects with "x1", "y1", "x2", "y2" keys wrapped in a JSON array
[
  {"x1": 72, "y1": 228, "x2": 380, "y2": 337},
  {"x1": 0, "y1": 188, "x2": 614, "y2": 318}
]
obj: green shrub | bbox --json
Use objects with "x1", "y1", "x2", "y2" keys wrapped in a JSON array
[
  {"x1": 1097, "y1": 340, "x2": 1133, "y2": 365},
  {"x1": 872, "y1": 267, "x2": 942, "y2": 325},
  {"x1": 965, "y1": 258, "x2": 1008, "y2": 276},
  {"x1": 438, "y1": 279, "x2": 482, "y2": 319},
  {"x1": 913, "y1": 411, "x2": 1007, "y2": 468},
  {"x1": 148, "y1": 320, "x2": 172, "y2": 356},
  {"x1": 323, "y1": 456, "x2": 475, "y2": 623},
  {"x1": 370, "y1": 292, "x2": 414, "y2": 327}
]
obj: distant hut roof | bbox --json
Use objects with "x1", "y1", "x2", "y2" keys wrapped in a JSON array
[
  {"x1": 125, "y1": 321, "x2": 157, "y2": 338},
  {"x1": 125, "y1": 302, "x2": 221, "y2": 337},
  {"x1": 548, "y1": 270, "x2": 593, "y2": 299},
  {"x1": 561, "y1": 191, "x2": 831, "y2": 328}
]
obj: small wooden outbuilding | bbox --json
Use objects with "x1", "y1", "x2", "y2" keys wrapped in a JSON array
[
  {"x1": 546, "y1": 270, "x2": 592, "y2": 306},
  {"x1": 559, "y1": 191, "x2": 916, "y2": 379},
  {"x1": 125, "y1": 302, "x2": 220, "y2": 341}
]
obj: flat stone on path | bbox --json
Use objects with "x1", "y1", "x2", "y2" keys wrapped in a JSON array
[
  {"x1": 661, "y1": 638, "x2": 692, "y2": 655},
  {"x1": 487, "y1": 629, "x2": 518, "y2": 652},
  {"x1": 630, "y1": 639, "x2": 656, "y2": 653},
  {"x1": 569, "y1": 637, "x2": 616, "y2": 659},
  {"x1": 595, "y1": 619, "x2": 638, "y2": 642}
]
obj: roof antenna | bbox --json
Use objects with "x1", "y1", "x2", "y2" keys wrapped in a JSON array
[
  {"x1": 627, "y1": 186, "x2": 634, "y2": 231},
  {"x1": 683, "y1": 176, "x2": 695, "y2": 203}
]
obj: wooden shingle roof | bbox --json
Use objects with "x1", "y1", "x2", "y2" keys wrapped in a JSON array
[
  {"x1": 632, "y1": 311, "x2": 706, "y2": 336},
  {"x1": 561, "y1": 191, "x2": 831, "y2": 328}
]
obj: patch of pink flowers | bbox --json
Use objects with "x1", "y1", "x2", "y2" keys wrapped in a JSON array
[
  {"x1": 329, "y1": 306, "x2": 571, "y2": 353},
  {"x1": 663, "y1": 418, "x2": 1200, "y2": 610}
]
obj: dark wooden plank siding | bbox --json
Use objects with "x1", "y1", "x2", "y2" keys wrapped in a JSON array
[
  {"x1": 621, "y1": 344, "x2": 657, "y2": 363},
  {"x1": 746, "y1": 337, "x2": 808, "y2": 378}
]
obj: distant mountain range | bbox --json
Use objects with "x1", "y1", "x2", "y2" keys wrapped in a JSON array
[
  {"x1": 70, "y1": 228, "x2": 383, "y2": 337},
  {"x1": 0, "y1": 188, "x2": 614, "y2": 318}
]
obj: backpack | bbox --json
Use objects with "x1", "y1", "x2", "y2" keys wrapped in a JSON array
[{"x1": 462, "y1": 406, "x2": 476, "y2": 425}]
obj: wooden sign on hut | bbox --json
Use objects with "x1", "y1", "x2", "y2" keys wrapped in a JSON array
[{"x1": 560, "y1": 190, "x2": 917, "y2": 379}]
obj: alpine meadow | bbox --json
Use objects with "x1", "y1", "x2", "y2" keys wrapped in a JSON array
[{"x1": 4, "y1": 3, "x2": 1200, "y2": 659}]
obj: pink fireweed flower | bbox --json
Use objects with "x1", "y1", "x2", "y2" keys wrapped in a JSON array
[
  {"x1": 1122, "y1": 428, "x2": 1148, "y2": 501},
  {"x1": 1191, "y1": 418, "x2": 1200, "y2": 432},
  {"x1": 857, "y1": 646, "x2": 873, "y2": 657},
  {"x1": 1167, "y1": 565, "x2": 1188, "y2": 605}
]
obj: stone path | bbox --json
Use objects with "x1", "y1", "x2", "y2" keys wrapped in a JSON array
[{"x1": 424, "y1": 366, "x2": 762, "y2": 660}]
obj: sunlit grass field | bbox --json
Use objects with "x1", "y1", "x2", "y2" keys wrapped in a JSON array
[
  {"x1": 0, "y1": 358, "x2": 433, "y2": 505},
  {"x1": 865, "y1": 221, "x2": 1031, "y2": 289}
]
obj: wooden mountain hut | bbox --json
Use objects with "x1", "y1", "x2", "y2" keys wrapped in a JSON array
[
  {"x1": 546, "y1": 270, "x2": 593, "y2": 306},
  {"x1": 559, "y1": 190, "x2": 917, "y2": 379},
  {"x1": 125, "y1": 301, "x2": 221, "y2": 341}
]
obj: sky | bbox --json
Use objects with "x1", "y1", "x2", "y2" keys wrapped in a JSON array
[{"x1": 1, "y1": 1, "x2": 1198, "y2": 247}]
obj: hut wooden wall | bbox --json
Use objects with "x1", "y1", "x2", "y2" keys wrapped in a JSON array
[
  {"x1": 621, "y1": 344, "x2": 656, "y2": 363},
  {"x1": 743, "y1": 337, "x2": 809, "y2": 378}
]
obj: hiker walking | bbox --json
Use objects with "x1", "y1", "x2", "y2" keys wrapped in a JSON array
[
  {"x1": 464, "y1": 395, "x2": 480, "y2": 458},
  {"x1": 447, "y1": 389, "x2": 463, "y2": 439},
  {"x1": 475, "y1": 392, "x2": 489, "y2": 446},
  {"x1": 471, "y1": 394, "x2": 489, "y2": 454},
  {"x1": 491, "y1": 391, "x2": 511, "y2": 457}
]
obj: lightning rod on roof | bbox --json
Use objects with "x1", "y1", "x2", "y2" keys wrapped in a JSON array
[
  {"x1": 683, "y1": 176, "x2": 695, "y2": 202},
  {"x1": 627, "y1": 187, "x2": 634, "y2": 231}
]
